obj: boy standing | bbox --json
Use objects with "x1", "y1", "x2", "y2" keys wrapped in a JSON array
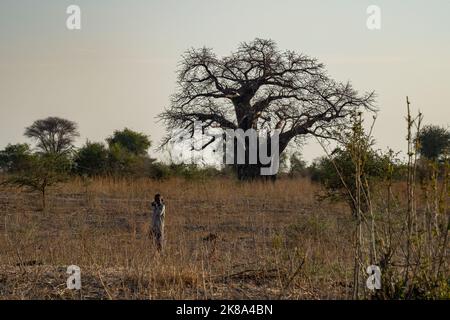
[{"x1": 151, "y1": 193, "x2": 166, "y2": 251}]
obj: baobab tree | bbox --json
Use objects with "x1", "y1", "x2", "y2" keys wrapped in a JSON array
[{"x1": 160, "y1": 39, "x2": 376, "y2": 180}]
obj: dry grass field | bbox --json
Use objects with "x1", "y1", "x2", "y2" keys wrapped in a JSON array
[{"x1": 0, "y1": 177, "x2": 363, "y2": 300}]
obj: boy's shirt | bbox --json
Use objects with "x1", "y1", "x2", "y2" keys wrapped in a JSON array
[{"x1": 151, "y1": 202, "x2": 166, "y2": 230}]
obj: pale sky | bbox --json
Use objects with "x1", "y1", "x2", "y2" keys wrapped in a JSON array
[{"x1": 0, "y1": 0, "x2": 449, "y2": 162}]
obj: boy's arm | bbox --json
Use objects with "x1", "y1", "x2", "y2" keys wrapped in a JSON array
[{"x1": 148, "y1": 202, "x2": 155, "y2": 217}]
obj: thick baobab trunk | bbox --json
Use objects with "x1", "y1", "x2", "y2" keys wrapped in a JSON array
[
  {"x1": 235, "y1": 163, "x2": 268, "y2": 181},
  {"x1": 231, "y1": 133, "x2": 280, "y2": 181}
]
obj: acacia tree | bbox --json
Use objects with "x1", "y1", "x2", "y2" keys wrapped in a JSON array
[
  {"x1": 0, "y1": 143, "x2": 33, "y2": 173},
  {"x1": 418, "y1": 125, "x2": 449, "y2": 161},
  {"x1": 1, "y1": 117, "x2": 78, "y2": 209},
  {"x1": 2, "y1": 153, "x2": 70, "y2": 210},
  {"x1": 24, "y1": 117, "x2": 79, "y2": 154},
  {"x1": 106, "y1": 128, "x2": 153, "y2": 175},
  {"x1": 160, "y1": 39, "x2": 376, "y2": 180},
  {"x1": 73, "y1": 141, "x2": 109, "y2": 176},
  {"x1": 106, "y1": 128, "x2": 151, "y2": 156}
]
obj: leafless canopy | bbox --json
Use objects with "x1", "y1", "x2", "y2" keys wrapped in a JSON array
[{"x1": 160, "y1": 38, "x2": 376, "y2": 154}]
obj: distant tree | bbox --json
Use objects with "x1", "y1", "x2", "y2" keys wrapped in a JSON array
[
  {"x1": 418, "y1": 125, "x2": 449, "y2": 161},
  {"x1": 146, "y1": 162, "x2": 173, "y2": 180},
  {"x1": 278, "y1": 152, "x2": 289, "y2": 173},
  {"x1": 2, "y1": 154, "x2": 70, "y2": 209},
  {"x1": 160, "y1": 38, "x2": 375, "y2": 180},
  {"x1": 106, "y1": 142, "x2": 135, "y2": 175},
  {"x1": 311, "y1": 147, "x2": 395, "y2": 217},
  {"x1": 24, "y1": 117, "x2": 79, "y2": 154},
  {"x1": 0, "y1": 143, "x2": 33, "y2": 173},
  {"x1": 106, "y1": 128, "x2": 151, "y2": 156},
  {"x1": 74, "y1": 141, "x2": 109, "y2": 176},
  {"x1": 289, "y1": 152, "x2": 307, "y2": 177}
]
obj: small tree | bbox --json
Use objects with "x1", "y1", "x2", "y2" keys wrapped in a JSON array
[
  {"x1": 418, "y1": 125, "x2": 449, "y2": 161},
  {"x1": 2, "y1": 154, "x2": 70, "y2": 210},
  {"x1": 24, "y1": 117, "x2": 79, "y2": 154},
  {"x1": 313, "y1": 115, "x2": 391, "y2": 217},
  {"x1": 289, "y1": 152, "x2": 307, "y2": 178},
  {"x1": 107, "y1": 142, "x2": 138, "y2": 175},
  {"x1": 105, "y1": 128, "x2": 153, "y2": 176},
  {"x1": 74, "y1": 141, "x2": 109, "y2": 176},
  {"x1": 106, "y1": 128, "x2": 151, "y2": 156},
  {"x1": 0, "y1": 143, "x2": 33, "y2": 173}
]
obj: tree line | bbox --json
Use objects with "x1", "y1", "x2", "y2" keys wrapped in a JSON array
[
  {"x1": 1, "y1": 116, "x2": 448, "y2": 180},
  {"x1": 0, "y1": 117, "x2": 222, "y2": 208}
]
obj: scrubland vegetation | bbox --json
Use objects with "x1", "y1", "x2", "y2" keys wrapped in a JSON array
[
  {"x1": 0, "y1": 38, "x2": 448, "y2": 300},
  {"x1": 0, "y1": 125, "x2": 448, "y2": 299}
]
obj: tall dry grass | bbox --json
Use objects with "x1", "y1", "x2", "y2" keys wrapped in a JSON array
[{"x1": 0, "y1": 177, "x2": 356, "y2": 299}]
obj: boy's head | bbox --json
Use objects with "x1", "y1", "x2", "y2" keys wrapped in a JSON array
[{"x1": 154, "y1": 193, "x2": 162, "y2": 204}]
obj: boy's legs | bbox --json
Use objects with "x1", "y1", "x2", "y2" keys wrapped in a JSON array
[{"x1": 153, "y1": 228, "x2": 163, "y2": 251}]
